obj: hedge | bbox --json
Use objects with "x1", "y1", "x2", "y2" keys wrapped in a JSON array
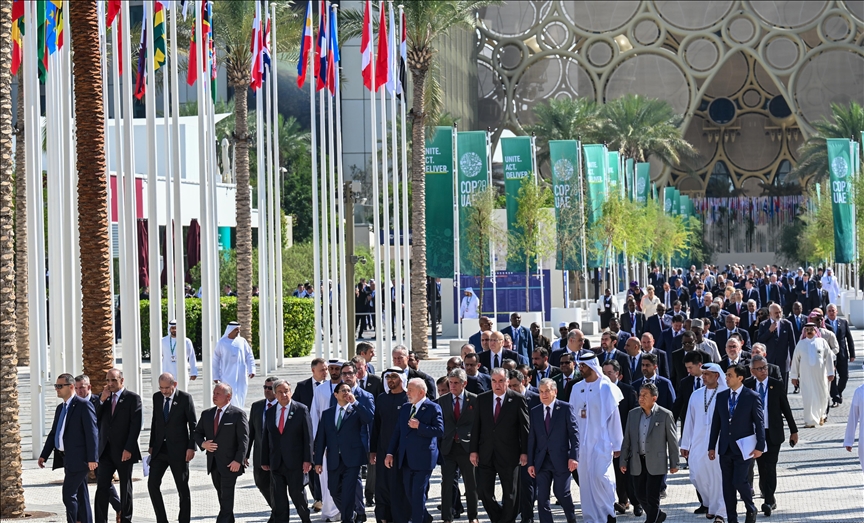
[{"x1": 139, "y1": 297, "x2": 314, "y2": 359}]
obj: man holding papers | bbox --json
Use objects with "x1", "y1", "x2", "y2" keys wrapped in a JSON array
[{"x1": 708, "y1": 365, "x2": 765, "y2": 523}]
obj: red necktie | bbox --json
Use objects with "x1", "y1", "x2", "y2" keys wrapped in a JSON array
[
  {"x1": 278, "y1": 406, "x2": 286, "y2": 434},
  {"x1": 453, "y1": 397, "x2": 460, "y2": 421},
  {"x1": 111, "y1": 393, "x2": 118, "y2": 415},
  {"x1": 494, "y1": 397, "x2": 502, "y2": 423},
  {"x1": 214, "y1": 408, "x2": 222, "y2": 435}
]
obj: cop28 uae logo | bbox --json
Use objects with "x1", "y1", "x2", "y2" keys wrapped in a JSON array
[
  {"x1": 832, "y1": 156, "x2": 848, "y2": 179},
  {"x1": 554, "y1": 159, "x2": 574, "y2": 181},
  {"x1": 460, "y1": 152, "x2": 483, "y2": 178},
  {"x1": 664, "y1": 198, "x2": 673, "y2": 212},
  {"x1": 637, "y1": 176, "x2": 647, "y2": 195}
]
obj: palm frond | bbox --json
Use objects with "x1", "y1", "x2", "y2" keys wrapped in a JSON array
[{"x1": 789, "y1": 101, "x2": 864, "y2": 184}]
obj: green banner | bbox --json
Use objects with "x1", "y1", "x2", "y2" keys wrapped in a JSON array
[
  {"x1": 550, "y1": 140, "x2": 583, "y2": 271},
  {"x1": 608, "y1": 151, "x2": 620, "y2": 197},
  {"x1": 625, "y1": 158, "x2": 635, "y2": 201},
  {"x1": 672, "y1": 188, "x2": 681, "y2": 217},
  {"x1": 635, "y1": 162, "x2": 650, "y2": 203},
  {"x1": 457, "y1": 131, "x2": 490, "y2": 276},
  {"x1": 827, "y1": 138, "x2": 854, "y2": 263},
  {"x1": 501, "y1": 136, "x2": 534, "y2": 271},
  {"x1": 582, "y1": 144, "x2": 608, "y2": 268},
  {"x1": 424, "y1": 126, "x2": 455, "y2": 278},
  {"x1": 663, "y1": 187, "x2": 676, "y2": 214}
]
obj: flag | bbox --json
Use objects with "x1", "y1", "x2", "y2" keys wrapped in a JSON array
[
  {"x1": 153, "y1": 0, "x2": 167, "y2": 71},
  {"x1": 181, "y1": 0, "x2": 189, "y2": 20},
  {"x1": 11, "y1": 0, "x2": 24, "y2": 75},
  {"x1": 107, "y1": 0, "x2": 121, "y2": 26},
  {"x1": 360, "y1": 0, "x2": 372, "y2": 90},
  {"x1": 296, "y1": 0, "x2": 313, "y2": 88},
  {"x1": 327, "y1": 4, "x2": 338, "y2": 95},
  {"x1": 208, "y1": 0, "x2": 217, "y2": 101},
  {"x1": 134, "y1": 9, "x2": 147, "y2": 99},
  {"x1": 37, "y1": 0, "x2": 47, "y2": 83},
  {"x1": 262, "y1": 2, "x2": 272, "y2": 83},
  {"x1": 374, "y1": 4, "x2": 388, "y2": 91},
  {"x1": 397, "y1": 10, "x2": 406, "y2": 99},
  {"x1": 106, "y1": 0, "x2": 123, "y2": 76},
  {"x1": 187, "y1": 0, "x2": 208, "y2": 86},
  {"x1": 385, "y1": 2, "x2": 397, "y2": 94},
  {"x1": 249, "y1": 0, "x2": 262, "y2": 89},
  {"x1": 314, "y1": 0, "x2": 328, "y2": 92},
  {"x1": 45, "y1": 0, "x2": 62, "y2": 54}
]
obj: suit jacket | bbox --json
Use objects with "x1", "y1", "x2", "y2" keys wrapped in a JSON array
[
  {"x1": 631, "y1": 375, "x2": 676, "y2": 411},
  {"x1": 676, "y1": 287, "x2": 690, "y2": 310},
  {"x1": 479, "y1": 349, "x2": 521, "y2": 371},
  {"x1": 649, "y1": 272, "x2": 665, "y2": 288},
  {"x1": 740, "y1": 310, "x2": 761, "y2": 332},
  {"x1": 371, "y1": 390, "x2": 408, "y2": 455},
  {"x1": 725, "y1": 301, "x2": 747, "y2": 317},
  {"x1": 438, "y1": 391, "x2": 479, "y2": 455},
  {"x1": 620, "y1": 405, "x2": 679, "y2": 476},
  {"x1": 720, "y1": 353, "x2": 752, "y2": 378},
  {"x1": 529, "y1": 365, "x2": 561, "y2": 387},
  {"x1": 826, "y1": 317, "x2": 855, "y2": 359},
  {"x1": 620, "y1": 311, "x2": 646, "y2": 338},
  {"x1": 795, "y1": 280, "x2": 819, "y2": 311},
  {"x1": 149, "y1": 390, "x2": 197, "y2": 462},
  {"x1": 193, "y1": 404, "x2": 249, "y2": 475},
  {"x1": 659, "y1": 289, "x2": 677, "y2": 310},
  {"x1": 97, "y1": 389, "x2": 143, "y2": 463},
  {"x1": 766, "y1": 283, "x2": 783, "y2": 306},
  {"x1": 387, "y1": 399, "x2": 444, "y2": 470},
  {"x1": 40, "y1": 397, "x2": 99, "y2": 472},
  {"x1": 661, "y1": 330, "x2": 684, "y2": 359},
  {"x1": 470, "y1": 389, "x2": 530, "y2": 467},
  {"x1": 247, "y1": 399, "x2": 276, "y2": 467},
  {"x1": 501, "y1": 324, "x2": 534, "y2": 362},
  {"x1": 466, "y1": 373, "x2": 491, "y2": 395},
  {"x1": 670, "y1": 348, "x2": 711, "y2": 388},
  {"x1": 673, "y1": 375, "x2": 697, "y2": 423},
  {"x1": 709, "y1": 387, "x2": 766, "y2": 457},
  {"x1": 598, "y1": 349, "x2": 632, "y2": 384},
  {"x1": 743, "y1": 376, "x2": 797, "y2": 446},
  {"x1": 615, "y1": 381, "x2": 638, "y2": 436},
  {"x1": 704, "y1": 313, "x2": 728, "y2": 334},
  {"x1": 743, "y1": 288, "x2": 761, "y2": 309},
  {"x1": 527, "y1": 400, "x2": 579, "y2": 473},
  {"x1": 468, "y1": 331, "x2": 483, "y2": 352},
  {"x1": 714, "y1": 328, "x2": 751, "y2": 351},
  {"x1": 645, "y1": 348, "x2": 671, "y2": 379},
  {"x1": 614, "y1": 331, "x2": 632, "y2": 353},
  {"x1": 261, "y1": 401, "x2": 313, "y2": 470},
  {"x1": 293, "y1": 377, "x2": 317, "y2": 410},
  {"x1": 645, "y1": 315, "x2": 668, "y2": 352},
  {"x1": 553, "y1": 373, "x2": 582, "y2": 402},
  {"x1": 328, "y1": 386, "x2": 376, "y2": 443},
  {"x1": 689, "y1": 298, "x2": 709, "y2": 317},
  {"x1": 757, "y1": 318, "x2": 797, "y2": 368},
  {"x1": 314, "y1": 401, "x2": 374, "y2": 470},
  {"x1": 359, "y1": 374, "x2": 384, "y2": 399},
  {"x1": 524, "y1": 389, "x2": 541, "y2": 410},
  {"x1": 786, "y1": 313, "x2": 807, "y2": 341}
]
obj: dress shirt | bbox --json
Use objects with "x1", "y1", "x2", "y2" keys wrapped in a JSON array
[
  {"x1": 335, "y1": 401, "x2": 359, "y2": 424},
  {"x1": 601, "y1": 350, "x2": 617, "y2": 363},
  {"x1": 492, "y1": 394, "x2": 505, "y2": 417},
  {"x1": 263, "y1": 399, "x2": 277, "y2": 424},
  {"x1": 162, "y1": 391, "x2": 176, "y2": 414},
  {"x1": 536, "y1": 365, "x2": 552, "y2": 380},
  {"x1": 275, "y1": 401, "x2": 292, "y2": 427},
  {"x1": 490, "y1": 351, "x2": 503, "y2": 369},
  {"x1": 639, "y1": 404, "x2": 657, "y2": 455},
  {"x1": 57, "y1": 396, "x2": 75, "y2": 452},
  {"x1": 561, "y1": 373, "x2": 576, "y2": 387},
  {"x1": 642, "y1": 373, "x2": 657, "y2": 384}
]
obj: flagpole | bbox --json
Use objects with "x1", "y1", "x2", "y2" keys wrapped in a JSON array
[
  {"x1": 206, "y1": 7, "x2": 221, "y2": 378},
  {"x1": 271, "y1": 2, "x2": 285, "y2": 367},
  {"x1": 145, "y1": 0, "x2": 164, "y2": 393},
  {"x1": 387, "y1": 1, "x2": 403, "y2": 346},
  {"x1": 398, "y1": 4, "x2": 410, "y2": 344},
  {"x1": 318, "y1": 85, "x2": 332, "y2": 359},
  {"x1": 369, "y1": 0, "x2": 384, "y2": 369},
  {"x1": 324, "y1": 1, "x2": 340, "y2": 358},
  {"x1": 379, "y1": 1, "x2": 393, "y2": 355},
  {"x1": 332, "y1": 4, "x2": 349, "y2": 355},
  {"x1": 309, "y1": 15, "x2": 323, "y2": 360},
  {"x1": 111, "y1": 3, "x2": 127, "y2": 371},
  {"x1": 162, "y1": 2, "x2": 175, "y2": 329},
  {"x1": 487, "y1": 129, "x2": 497, "y2": 324},
  {"x1": 266, "y1": 15, "x2": 279, "y2": 373},
  {"x1": 257, "y1": 3, "x2": 272, "y2": 375},
  {"x1": 453, "y1": 122, "x2": 461, "y2": 339}
]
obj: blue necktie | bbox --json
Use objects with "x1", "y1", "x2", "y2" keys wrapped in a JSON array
[
  {"x1": 729, "y1": 391, "x2": 738, "y2": 418},
  {"x1": 758, "y1": 382, "x2": 766, "y2": 407},
  {"x1": 55, "y1": 402, "x2": 68, "y2": 449},
  {"x1": 512, "y1": 328, "x2": 519, "y2": 348},
  {"x1": 163, "y1": 396, "x2": 171, "y2": 421}
]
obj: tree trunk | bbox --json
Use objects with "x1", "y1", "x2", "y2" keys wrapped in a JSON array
[
  {"x1": 409, "y1": 66, "x2": 428, "y2": 357},
  {"x1": 231, "y1": 77, "x2": 252, "y2": 341},
  {"x1": 71, "y1": 0, "x2": 114, "y2": 391},
  {"x1": 13, "y1": 69, "x2": 27, "y2": 366},
  {"x1": 0, "y1": 0, "x2": 26, "y2": 516}
]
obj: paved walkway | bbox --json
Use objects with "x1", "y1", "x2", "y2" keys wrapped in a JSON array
[{"x1": 6, "y1": 329, "x2": 864, "y2": 522}]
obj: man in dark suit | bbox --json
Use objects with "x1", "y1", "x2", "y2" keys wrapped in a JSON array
[
  {"x1": 39, "y1": 373, "x2": 99, "y2": 523},
  {"x1": 528, "y1": 348, "x2": 561, "y2": 387},
  {"x1": 552, "y1": 353, "x2": 581, "y2": 402},
  {"x1": 314, "y1": 383, "x2": 374, "y2": 523},
  {"x1": 261, "y1": 379, "x2": 314, "y2": 523},
  {"x1": 619, "y1": 383, "x2": 680, "y2": 523},
  {"x1": 598, "y1": 331, "x2": 632, "y2": 384},
  {"x1": 94, "y1": 369, "x2": 142, "y2": 523},
  {"x1": 247, "y1": 376, "x2": 280, "y2": 518},
  {"x1": 502, "y1": 313, "x2": 535, "y2": 363},
  {"x1": 527, "y1": 379, "x2": 579, "y2": 523},
  {"x1": 631, "y1": 353, "x2": 676, "y2": 411},
  {"x1": 480, "y1": 331, "x2": 522, "y2": 371},
  {"x1": 757, "y1": 304, "x2": 798, "y2": 388},
  {"x1": 351, "y1": 356, "x2": 383, "y2": 506},
  {"x1": 292, "y1": 358, "x2": 327, "y2": 511},
  {"x1": 714, "y1": 314, "x2": 751, "y2": 352},
  {"x1": 607, "y1": 318, "x2": 632, "y2": 353},
  {"x1": 148, "y1": 373, "x2": 198, "y2": 523},
  {"x1": 675, "y1": 280, "x2": 691, "y2": 312},
  {"x1": 743, "y1": 280, "x2": 761, "y2": 310},
  {"x1": 670, "y1": 331, "x2": 714, "y2": 388},
  {"x1": 470, "y1": 369, "x2": 530, "y2": 523},
  {"x1": 385, "y1": 379, "x2": 444, "y2": 523},
  {"x1": 709, "y1": 365, "x2": 766, "y2": 523},
  {"x1": 371, "y1": 369, "x2": 409, "y2": 523},
  {"x1": 689, "y1": 284, "x2": 706, "y2": 316},
  {"x1": 393, "y1": 347, "x2": 437, "y2": 400},
  {"x1": 659, "y1": 282, "x2": 676, "y2": 311},
  {"x1": 464, "y1": 352, "x2": 492, "y2": 394},
  {"x1": 816, "y1": 281, "x2": 830, "y2": 311},
  {"x1": 601, "y1": 360, "x2": 640, "y2": 517},
  {"x1": 640, "y1": 333, "x2": 670, "y2": 380},
  {"x1": 796, "y1": 273, "x2": 818, "y2": 314},
  {"x1": 749, "y1": 344, "x2": 783, "y2": 381},
  {"x1": 194, "y1": 383, "x2": 250, "y2": 523},
  {"x1": 719, "y1": 338, "x2": 752, "y2": 378},
  {"x1": 644, "y1": 309, "x2": 668, "y2": 352},
  {"x1": 826, "y1": 304, "x2": 856, "y2": 406},
  {"x1": 550, "y1": 329, "x2": 593, "y2": 368},
  {"x1": 468, "y1": 316, "x2": 494, "y2": 352},
  {"x1": 620, "y1": 300, "x2": 646, "y2": 338},
  {"x1": 745, "y1": 356, "x2": 798, "y2": 517},
  {"x1": 649, "y1": 267, "x2": 665, "y2": 288},
  {"x1": 672, "y1": 351, "x2": 704, "y2": 427},
  {"x1": 786, "y1": 301, "x2": 806, "y2": 341},
  {"x1": 661, "y1": 315, "x2": 686, "y2": 358},
  {"x1": 438, "y1": 369, "x2": 479, "y2": 523}
]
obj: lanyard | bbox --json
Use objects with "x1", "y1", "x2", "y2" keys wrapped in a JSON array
[{"x1": 170, "y1": 338, "x2": 177, "y2": 356}]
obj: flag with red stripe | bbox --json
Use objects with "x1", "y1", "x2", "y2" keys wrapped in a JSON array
[
  {"x1": 296, "y1": 0, "x2": 313, "y2": 88},
  {"x1": 374, "y1": 3, "x2": 387, "y2": 91},
  {"x1": 360, "y1": 0, "x2": 372, "y2": 90}
]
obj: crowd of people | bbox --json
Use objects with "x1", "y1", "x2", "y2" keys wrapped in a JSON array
[{"x1": 38, "y1": 265, "x2": 864, "y2": 523}]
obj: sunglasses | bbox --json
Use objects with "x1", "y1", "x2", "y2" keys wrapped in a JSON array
[
  {"x1": 263, "y1": 385, "x2": 273, "y2": 391},
  {"x1": 53, "y1": 383, "x2": 71, "y2": 389}
]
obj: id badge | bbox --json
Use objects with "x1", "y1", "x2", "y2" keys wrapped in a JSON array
[
  {"x1": 171, "y1": 356, "x2": 177, "y2": 362},
  {"x1": 580, "y1": 409, "x2": 587, "y2": 418}
]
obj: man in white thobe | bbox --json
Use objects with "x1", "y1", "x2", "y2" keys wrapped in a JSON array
[
  {"x1": 569, "y1": 353, "x2": 624, "y2": 523},
  {"x1": 821, "y1": 268, "x2": 841, "y2": 307},
  {"x1": 161, "y1": 320, "x2": 198, "y2": 384},
  {"x1": 790, "y1": 323, "x2": 834, "y2": 427},
  {"x1": 679, "y1": 363, "x2": 728, "y2": 520},
  {"x1": 212, "y1": 321, "x2": 256, "y2": 408},
  {"x1": 459, "y1": 288, "x2": 480, "y2": 320},
  {"x1": 844, "y1": 382, "x2": 864, "y2": 473},
  {"x1": 310, "y1": 359, "x2": 345, "y2": 522}
]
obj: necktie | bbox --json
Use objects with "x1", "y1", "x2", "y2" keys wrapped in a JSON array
[
  {"x1": 494, "y1": 354, "x2": 500, "y2": 369},
  {"x1": 631, "y1": 313, "x2": 635, "y2": 331},
  {"x1": 55, "y1": 402, "x2": 68, "y2": 449},
  {"x1": 278, "y1": 406, "x2": 287, "y2": 434},
  {"x1": 796, "y1": 317, "x2": 801, "y2": 331},
  {"x1": 163, "y1": 396, "x2": 170, "y2": 421},
  {"x1": 695, "y1": 377, "x2": 702, "y2": 390},
  {"x1": 494, "y1": 397, "x2": 502, "y2": 423},
  {"x1": 758, "y1": 382, "x2": 766, "y2": 407},
  {"x1": 214, "y1": 408, "x2": 222, "y2": 435},
  {"x1": 336, "y1": 407, "x2": 344, "y2": 430},
  {"x1": 453, "y1": 397, "x2": 460, "y2": 421},
  {"x1": 631, "y1": 356, "x2": 637, "y2": 376},
  {"x1": 513, "y1": 328, "x2": 519, "y2": 347},
  {"x1": 409, "y1": 405, "x2": 417, "y2": 420},
  {"x1": 544, "y1": 406, "x2": 551, "y2": 433},
  {"x1": 111, "y1": 393, "x2": 118, "y2": 415},
  {"x1": 564, "y1": 377, "x2": 570, "y2": 387},
  {"x1": 729, "y1": 391, "x2": 738, "y2": 418}
]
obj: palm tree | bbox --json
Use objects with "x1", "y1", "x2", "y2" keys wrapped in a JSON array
[
  {"x1": 342, "y1": 0, "x2": 499, "y2": 357},
  {"x1": 71, "y1": 0, "x2": 114, "y2": 390},
  {"x1": 790, "y1": 101, "x2": 864, "y2": 183},
  {"x1": 213, "y1": 1, "x2": 300, "y2": 341},
  {"x1": 596, "y1": 94, "x2": 698, "y2": 167},
  {"x1": 0, "y1": 0, "x2": 26, "y2": 516},
  {"x1": 524, "y1": 96, "x2": 599, "y2": 173},
  {"x1": 14, "y1": 72, "x2": 28, "y2": 367}
]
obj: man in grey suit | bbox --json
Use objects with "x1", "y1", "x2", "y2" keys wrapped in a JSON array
[
  {"x1": 438, "y1": 369, "x2": 479, "y2": 523},
  {"x1": 619, "y1": 383, "x2": 679, "y2": 523}
]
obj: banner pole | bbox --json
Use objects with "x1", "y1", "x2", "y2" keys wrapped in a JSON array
[
  {"x1": 577, "y1": 143, "x2": 588, "y2": 306},
  {"x1": 453, "y1": 122, "x2": 461, "y2": 339},
  {"x1": 272, "y1": 3, "x2": 285, "y2": 366},
  {"x1": 398, "y1": 4, "x2": 411, "y2": 345},
  {"x1": 369, "y1": 3, "x2": 383, "y2": 368}
]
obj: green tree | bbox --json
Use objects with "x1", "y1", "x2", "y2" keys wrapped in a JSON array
[
  {"x1": 524, "y1": 97, "x2": 599, "y2": 175},
  {"x1": 587, "y1": 192, "x2": 648, "y2": 289},
  {"x1": 790, "y1": 102, "x2": 864, "y2": 183},
  {"x1": 462, "y1": 186, "x2": 501, "y2": 314},
  {"x1": 798, "y1": 182, "x2": 836, "y2": 265},
  {"x1": 342, "y1": 0, "x2": 500, "y2": 356},
  {"x1": 643, "y1": 200, "x2": 697, "y2": 269},
  {"x1": 508, "y1": 176, "x2": 555, "y2": 308}
]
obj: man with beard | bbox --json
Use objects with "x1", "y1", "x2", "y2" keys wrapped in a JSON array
[{"x1": 370, "y1": 369, "x2": 409, "y2": 523}]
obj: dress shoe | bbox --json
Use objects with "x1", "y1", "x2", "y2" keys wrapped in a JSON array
[
  {"x1": 745, "y1": 510, "x2": 757, "y2": 523},
  {"x1": 366, "y1": 499, "x2": 375, "y2": 508},
  {"x1": 713, "y1": 517, "x2": 725, "y2": 523},
  {"x1": 614, "y1": 503, "x2": 628, "y2": 515},
  {"x1": 633, "y1": 505, "x2": 643, "y2": 517},
  {"x1": 657, "y1": 512, "x2": 667, "y2": 523},
  {"x1": 762, "y1": 502, "x2": 776, "y2": 516},
  {"x1": 355, "y1": 514, "x2": 367, "y2": 522},
  {"x1": 793, "y1": 385, "x2": 799, "y2": 394},
  {"x1": 694, "y1": 506, "x2": 709, "y2": 514}
]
